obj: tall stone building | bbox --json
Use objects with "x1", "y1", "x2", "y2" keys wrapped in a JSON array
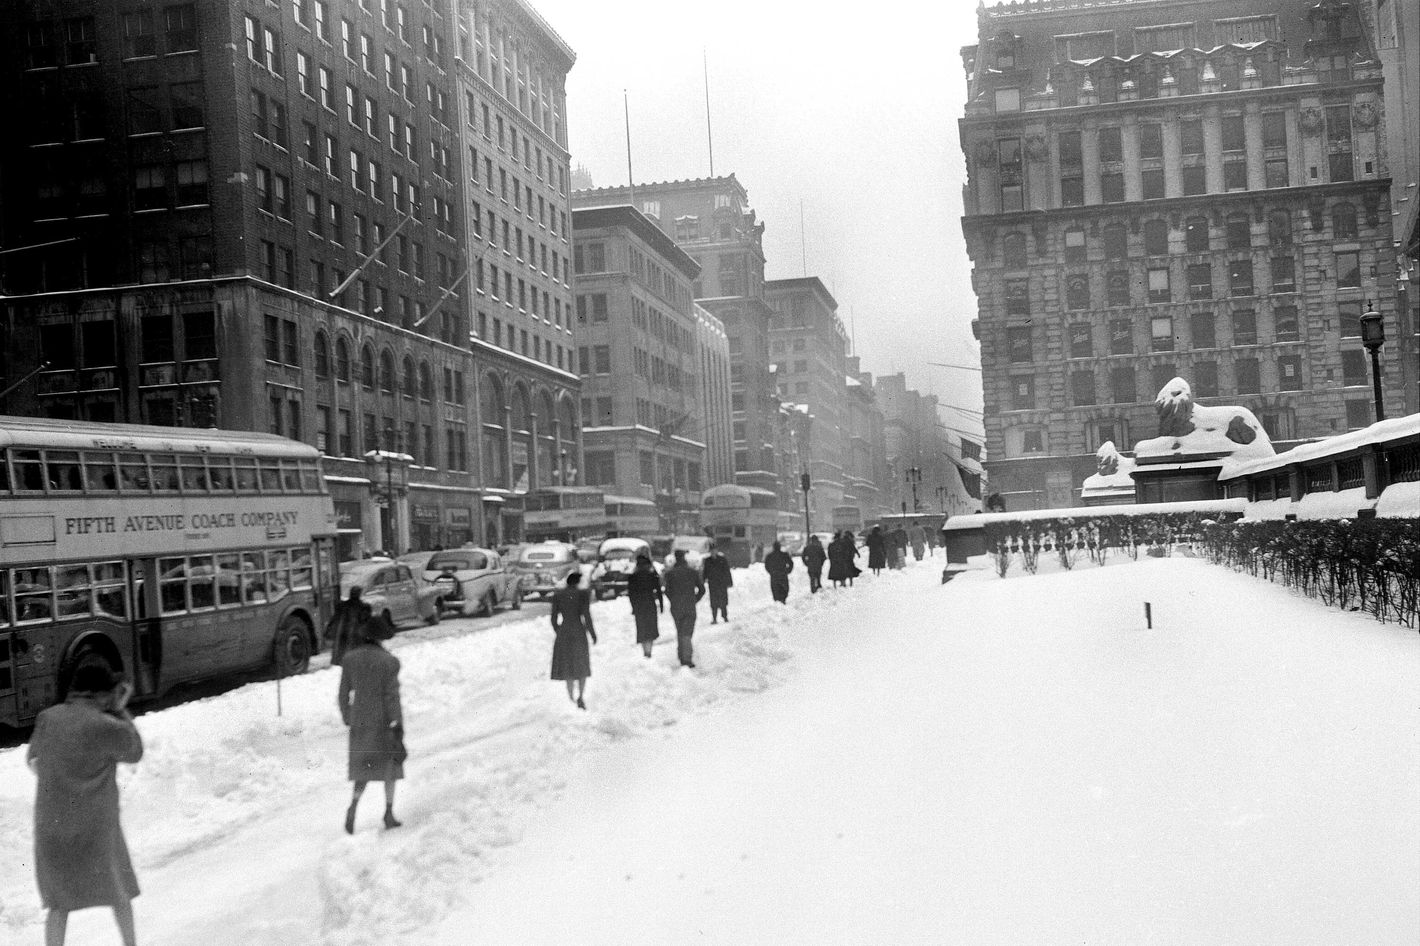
[
  {"x1": 844, "y1": 356, "x2": 889, "y2": 522},
  {"x1": 766, "y1": 277, "x2": 850, "y2": 521},
  {"x1": 571, "y1": 204, "x2": 706, "y2": 532},
  {"x1": 960, "y1": 0, "x2": 1407, "y2": 510},
  {"x1": 874, "y1": 373, "x2": 954, "y2": 514},
  {"x1": 572, "y1": 176, "x2": 784, "y2": 493},
  {"x1": 0, "y1": 0, "x2": 580, "y2": 553},
  {"x1": 694, "y1": 304, "x2": 736, "y2": 489}
]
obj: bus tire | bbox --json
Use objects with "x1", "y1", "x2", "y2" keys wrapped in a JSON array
[{"x1": 274, "y1": 614, "x2": 312, "y2": 676}]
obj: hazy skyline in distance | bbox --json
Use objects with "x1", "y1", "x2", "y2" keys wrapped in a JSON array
[{"x1": 534, "y1": 0, "x2": 985, "y2": 440}]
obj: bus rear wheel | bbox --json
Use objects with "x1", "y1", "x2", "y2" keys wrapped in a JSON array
[{"x1": 274, "y1": 615, "x2": 312, "y2": 676}]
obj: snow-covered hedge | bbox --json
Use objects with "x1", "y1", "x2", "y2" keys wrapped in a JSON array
[
  {"x1": 983, "y1": 510, "x2": 1231, "y2": 577},
  {"x1": 1200, "y1": 519, "x2": 1420, "y2": 630}
]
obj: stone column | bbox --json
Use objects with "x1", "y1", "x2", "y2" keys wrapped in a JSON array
[
  {"x1": 1244, "y1": 100, "x2": 1266, "y2": 191},
  {"x1": 1082, "y1": 119, "x2": 1101, "y2": 205},
  {"x1": 528, "y1": 411, "x2": 540, "y2": 488},
  {"x1": 1203, "y1": 104, "x2": 1224, "y2": 194},
  {"x1": 1122, "y1": 116, "x2": 1141, "y2": 202},
  {"x1": 1162, "y1": 114, "x2": 1182, "y2": 197}
]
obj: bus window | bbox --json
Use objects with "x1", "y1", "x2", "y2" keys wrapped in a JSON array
[
  {"x1": 0, "y1": 571, "x2": 8, "y2": 626},
  {"x1": 234, "y1": 458, "x2": 259, "y2": 493},
  {"x1": 291, "y1": 548, "x2": 313, "y2": 590},
  {"x1": 82, "y1": 453, "x2": 118, "y2": 491},
  {"x1": 14, "y1": 568, "x2": 53, "y2": 622},
  {"x1": 151, "y1": 457, "x2": 180, "y2": 493},
  {"x1": 188, "y1": 555, "x2": 216, "y2": 609},
  {"x1": 159, "y1": 557, "x2": 188, "y2": 614},
  {"x1": 46, "y1": 451, "x2": 83, "y2": 492},
  {"x1": 12, "y1": 450, "x2": 45, "y2": 492},
  {"x1": 119, "y1": 453, "x2": 150, "y2": 492},
  {"x1": 215, "y1": 554, "x2": 242, "y2": 606},
  {"x1": 267, "y1": 550, "x2": 291, "y2": 600},
  {"x1": 0, "y1": 454, "x2": 8, "y2": 492},
  {"x1": 55, "y1": 565, "x2": 92, "y2": 618},
  {"x1": 241, "y1": 552, "x2": 267, "y2": 604},
  {"x1": 280, "y1": 461, "x2": 301, "y2": 492},
  {"x1": 179, "y1": 457, "x2": 210, "y2": 491},
  {"x1": 208, "y1": 458, "x2": 234, "y2": 492},
  {"x1": 299, "y1": 462, "x2": 321, "y2": 493},
  {"x1": 93, "y1": 562, "x2": 127, "y2": 619},
  {"x1": 258, "y1": 460, "x2": 282, "y2": 493}
]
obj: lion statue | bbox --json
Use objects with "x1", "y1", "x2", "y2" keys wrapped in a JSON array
[{"x1": 1136, "y1": 377, "x2": 1275, "y2": 461}]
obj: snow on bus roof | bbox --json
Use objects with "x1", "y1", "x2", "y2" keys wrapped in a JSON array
[
  {"x1": 0, "y1": 415, "x2": 318, "y2": 458},
  {"x1": 942, "y1": 498, "x2": 1246, "y2": 531}
]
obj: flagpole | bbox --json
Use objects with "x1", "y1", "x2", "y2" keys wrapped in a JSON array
[{"x1": 624, "y1": 90, "x2": 635, "y2": 207}]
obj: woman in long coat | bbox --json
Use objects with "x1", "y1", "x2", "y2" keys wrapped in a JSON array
[
  {"x1": 339, "y1": 617, "x2": 405, "y2": 833},
  {"x1": 28, "y1": 661, "x2": 143, "y2": 946},
  {"x1": 802, "y1": 534, "x2": 827, "y2": 593},
  {"x1": 625, "y1": 554, "x2": 664, "y2": 659},
  {"x1": 866, "y1": 526, "x2": 888, "y2": 575},
  {"x1": 550, "y1": 572, "x2": 597, "y2": 708}
]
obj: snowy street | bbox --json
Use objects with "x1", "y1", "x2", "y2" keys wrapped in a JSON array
[{"x1": 2, "y1": 554, "x2": 1417, "y2": 945}]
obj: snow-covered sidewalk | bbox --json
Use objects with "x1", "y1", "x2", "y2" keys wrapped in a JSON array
[{"x1": 2, "y1": 555, "x2": 1417, "y2": 945}]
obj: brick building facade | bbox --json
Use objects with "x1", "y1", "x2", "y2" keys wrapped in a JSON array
[{"x1": 960, "y1": 0, "x2": 1407, "y2": 509}]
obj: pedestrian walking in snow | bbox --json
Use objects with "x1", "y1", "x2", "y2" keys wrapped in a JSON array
[
  {"x1": 866, "y1": 526, "x2": 888, "y2": 575},
  {"x1": 840, "y1": 531, "x2": 863, "y2": 586},
  {"x1": 890, "y1": 526, "x2": 909, "y2": 570},
  {"x1": 339, "y1": 616, "x2": 406, "y2": 834},
  {"x1": 28, "y1": 661, "x2": 143, "y2": 946},
  {"x1": 663, "y1": 550, "x2": 705, "y2": 668},
  {"x1": 702, "y1": 545, "x2": 733, "y2": 623},
  {"x1": 626, "y1": 554, "x2": 664, "y2": 659},
  {"x1": 327, "y1": 585, "x2": 372, "y2": 667},
  {"x1": 763, "y1": 541, "x2": 795, "y2": 603},
  {"x1": 550, "y1": 572, "x2": 597, "y2": 708},
  {"x1": 802, "y1": 534, "x2": 827, "y2": 593},
  {"x1": 909, "y1": 524, "x2": 927, "y2": 562}
]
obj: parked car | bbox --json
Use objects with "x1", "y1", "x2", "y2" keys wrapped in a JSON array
[
  {"x1": 666, "y1": 534, "x2": 714, "y2": 572},
  {"x1": 396, "y1": 550, "x2": 438, "y2": 573},
  {"x1": 509, "y1": 542, "x2": 588, "y2": 600},
  {"x1": 591, "y1": 536, "x2": 659, "y2": 599},
  {"x1": 338, "y1": 560, "x2": 443, "y2": 630},
  {"x1": 423, "y1": 548, "x2": 523, "y2": 617}
]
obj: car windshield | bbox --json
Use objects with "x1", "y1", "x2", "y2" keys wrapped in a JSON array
[
  {"x1": 602, "y1": 549, "x2": 637, "y2": 561},
  {"x1": 520, "y1": 548, "x2": 572, "y2": 564},
  {"x1": 428, "y1": 553, "x2": 487, "y2": 571}
]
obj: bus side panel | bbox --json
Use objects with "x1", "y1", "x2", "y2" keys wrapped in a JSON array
[{"x1": 7, "y1": 624, "x2": 57, "y2": 725}]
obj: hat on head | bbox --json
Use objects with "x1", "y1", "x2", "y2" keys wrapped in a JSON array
[{"x1": 70, "y1": 660, "x2": 119, "y2": 694}]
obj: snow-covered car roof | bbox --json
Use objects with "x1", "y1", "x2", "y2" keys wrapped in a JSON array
[
  {"x1": 598, "y1": 537, "x2": 650, "y2": 555},
  {"x1": 517, "y1": 543, "x2": 578, "y2": 563},
  {"x1": 425, "y1": 549, "x2": 496, "y2": 571}
]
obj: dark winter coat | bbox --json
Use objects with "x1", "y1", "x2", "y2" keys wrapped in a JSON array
[
  {"x1": 549, "y1": 584, "x2": 595, "y2": 679},
  {"x1": 662, "y1": 562, "x2": 705, "y2": 617},
  {"x1": 339, "y1": 642, "x2": 404, "y2": 782},
  {"x1": 28, "y1": 696, "x2": 143, "y2": 911},
  {"x1": 763, "y1": 550, "x2": 795, "y2": 579},
  {"x1": 626, "y1": 568, "x2": 664, "y2": 644},
  {"x1": 866, "y1": 531, "x2": 888, "y2": 570},
  {"x1": 802, "y1": 542, "x2": 827, "y2": 574},
  {"x1": 702, "y1": 553, "x2": 732, "y2": 609},
  {"x1": 827, "y1": 537, "x2": 860, "y2": 581}
]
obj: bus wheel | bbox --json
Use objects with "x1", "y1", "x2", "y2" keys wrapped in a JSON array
[{"x1": 274, "y1": 615, "x2": 312, "y2": 676}]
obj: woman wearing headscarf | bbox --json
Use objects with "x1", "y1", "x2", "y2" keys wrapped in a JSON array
[
  {"x1": 866, "y1": 525, "x2": 888, "y2": 576},
  {"x1": 339, "y1": 615, "x2": 406, "y2": 833},
  {"x1": 550, "y1": 572, "x2": 597, "y2": 707},
  {"x1": 625, "y1": 553, "x2": 664, "y2": 659},
  {"x1": 28, "y1": 661, "x2": 143, "y2": 946}
]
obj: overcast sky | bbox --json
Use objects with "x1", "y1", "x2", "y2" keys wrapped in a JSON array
[{"x1": 536, "y1": 0, "x2": 985, "y2": 439}]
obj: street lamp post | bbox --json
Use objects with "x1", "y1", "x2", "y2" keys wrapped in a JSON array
[
  {"x1": 1360, "y1": 301, "x2": 1386, "y2": 423},
  {"x1": 906, "y1": 466, "x2": 922, "y2": 513},
  {"x1": 935, "y1": 484, "x2": 948, "y2": 512}
]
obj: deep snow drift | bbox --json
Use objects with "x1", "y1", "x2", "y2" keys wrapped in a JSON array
[{"x1": 2, "y1": 554, "x2": 1416, "y2": 945}]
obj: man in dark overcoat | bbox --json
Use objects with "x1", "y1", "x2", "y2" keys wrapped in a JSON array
[
  {"x1": 801, "y1": 534, "x2": 827, "y2": 593},
  {"x1": 763, "y1": 541, "x2": 795, "y2": 603},
  {"x1": 662, "y1": 550, "x2": 705, "y2": 668},
  {"x1": 327, "y1": 585, "x2": 371, "y2": 666},
  {"x1": 702, "y1": 546, "x2": 734, "y2": 623},
  {"x1": 28, "y1": 661, "x2": 143, "y2": 946}
]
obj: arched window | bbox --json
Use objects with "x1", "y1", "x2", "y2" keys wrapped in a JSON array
[
  {"x1": 1267, "y1": 209, "x2": 1292, "y2": 246},
  {"x1": 314, "y1": 332, "x2": 330, "y2": 379},
  {"x1": 418, "y1": 361, "x2": 433, "y2": 401},
  {"x1": 1143, "y1": 219, "x2": 1169, "y2": 256},
  {"x1": 1002, "y1": 232, "x2": 1028, "y2": 269},
  {"x1": 1185, "y1": 216, "x2": 1210, "y2": 253},
  {"x1": 359, "y1": 346, "x2": 375, "y2": 390},
  {"x1": 335, "y1": 338, "x2": 352, "y2": 383},
  {"x1": 1103, "y1": 225, "x2": 1128, "y2": 260},
  {"x1": 1066, "y1": 274, "x2": 1091, "y2": 310},
  {"x1": 1225, "y1": 213, "x2": 1251, "y2": 249},
  {"x1": 378, "y1": 349, "x2": 395, "y2": 393},
  {"x1": 1332, "y1": 203, "x2": 1357, "y2": 239},
  {"x1": 401, "y1": 356, "x2": 416, "y2": 397},
  {"x1": 480, "y1": 375, "x2": 506, "y2": 487},
  {"x1": 560, "y1": 396, "x2": 578, "y2": 435},
  {"x1": 481, "y1": 374, "x2": 505, "y2": 424},
  {"x1": 509, "y1": 385, "x2": 530, "y2": 432}
]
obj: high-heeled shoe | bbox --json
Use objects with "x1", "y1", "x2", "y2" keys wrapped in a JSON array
[
  {"x1": 344, "y1": 803, "x2": 357, "y2": 835},
  {"x1": 576, "y1": 697, "x2": 586, "y2": 710},
  {"x1": 383, "y1": 809, "x2": 402, "y2": 830}
]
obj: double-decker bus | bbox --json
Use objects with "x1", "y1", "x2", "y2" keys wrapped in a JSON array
[
  {"x1": 522, "y1": 486, "x2": 608, "y2": 543},
  {"x1": 0, "y1": 416, "x2": 338, "y2": 728},
  {"x1": 831, "y1": 504, "x2": 863, "y2": 534},
  {"x1": 604, "y1": 495, "x2": 659, "y2": 538},
  {"x1": 701, "y1": 485, "x2": 778, "y2": 567}
]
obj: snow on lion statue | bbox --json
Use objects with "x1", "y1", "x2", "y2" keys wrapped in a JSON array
[{"x1": 1133, "y1": 377, "x2": 1276, "y2": 462}]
